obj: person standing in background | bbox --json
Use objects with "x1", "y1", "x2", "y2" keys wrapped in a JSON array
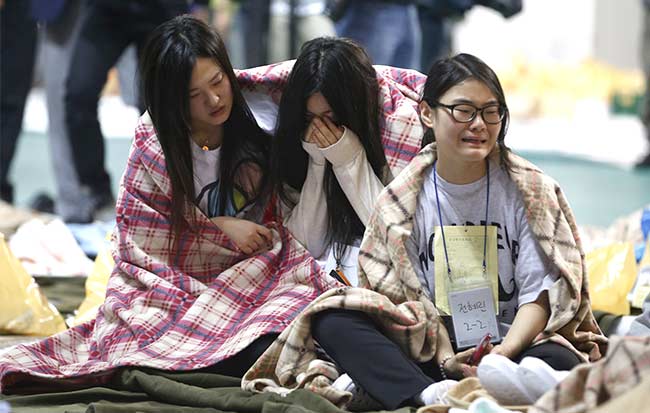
[
  {"x1": 332, "y1": 0, "x2": 421, "y2": 70},
  {"x1": 639, "y1": 0, "x2": 650, "y2": 167},
  {"x1": 63, "y1": 1, "x2": 208, "y2": 223},
  {"x1": 0, "y1": 0, "x2": 38, "y2": 204},
  {"x1": 268, "y1": 0, "x2": 335, "y2": 62}
]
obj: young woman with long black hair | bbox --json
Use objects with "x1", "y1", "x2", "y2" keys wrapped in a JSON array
[{"x1": 272, "y1": 37, "x2": 392, "y2": 281}]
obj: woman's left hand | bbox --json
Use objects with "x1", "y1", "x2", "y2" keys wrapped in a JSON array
[
  {"x1": 308, "y1": 116, "x2": 344, "y2": 148},
  {"x1": 444, "y1": 347, "x2": 478, "y2": 379}
]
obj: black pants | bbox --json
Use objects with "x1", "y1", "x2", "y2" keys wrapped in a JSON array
[
  {"x1": 199, "y1": 333, "x2": 279, "y2": 378},
  {"x1": 64, "y1": 1, "x2": 186, "y2": 198},
  {"x1": 312, "y1": 309, "x2": 442, "y2": 410},
  {"x1": 0, "y1": 1, "x2": 37, "y2": 203},
  {"x1": 312, "y1": 309, "x2": 583, "y2": 410},
  {"x1": 513, "y1": 341, "x2": 582, "y2": 371}
]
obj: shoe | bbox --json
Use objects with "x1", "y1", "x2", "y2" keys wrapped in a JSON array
[
  {"x1": 417, "y1": 380, "x2": 458, "y2": 406},
  {"x1": 636, "y1": 152, "x2": 650, "y2": 168},
  {"x1": 516, "y1": 357, "x2": 569, "y2": 401},
  {"x1": 91, "y1": 192, "x2": 116, "y2": 222},
  {"x1": 29, "y1": 192, "x2": 55, "y2": 214},
  {"x1": 332, "y1": 373, "x2": 355, "y2": 392},
  {"x1": 333, "y1": 374, "x2": 383, "y2": 412},
  {"x1": 477, "y1": 354, "x2": 534, "y2": 405},
  {"x1": 418, "y1": 379, "x2": 458, "y2": 405}
]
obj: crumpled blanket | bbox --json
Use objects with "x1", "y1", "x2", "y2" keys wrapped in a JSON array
[{"x1": 530, "y1": 335, "x2": 650, "y2": 413}]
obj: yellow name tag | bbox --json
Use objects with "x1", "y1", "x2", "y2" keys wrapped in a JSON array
[{"x1": 434, "y1": 226, "x2": 499, "y2": 314}]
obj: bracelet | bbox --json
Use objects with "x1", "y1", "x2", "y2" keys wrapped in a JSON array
[{"x1": 438, "y1": 355, "x2": 453, "y2": 380}]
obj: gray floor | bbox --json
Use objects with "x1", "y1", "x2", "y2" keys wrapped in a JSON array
[{"x1": 7, "y1": 131, "x2": 650, "y2": 228}]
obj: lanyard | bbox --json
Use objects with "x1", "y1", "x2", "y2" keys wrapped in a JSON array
[{"x1": 433, "y1": 159, "x2": 490, "y2": 281}]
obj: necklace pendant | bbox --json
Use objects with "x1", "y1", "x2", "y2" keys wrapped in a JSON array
[{"x1": 201, "y1": 145, "x2": 209, "y2": 151}]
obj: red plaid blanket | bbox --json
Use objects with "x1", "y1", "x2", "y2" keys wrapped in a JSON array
[
  {"x1": 0, "y1": 63, "x2": 425, "y2": 394},
  {"x1": 237, "y1": 61, "x2": 426, "y2": 176},
  {"x1": 0, "y1": 115, "x2": 338, "y2": 394}
]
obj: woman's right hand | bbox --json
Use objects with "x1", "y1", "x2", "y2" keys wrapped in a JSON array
[
  {"x1": 211, "y1": 217, "x2": 273, "y2": 255},
  {"x1": 305, "y1": 116, "x2": 344, "y2": 148}
]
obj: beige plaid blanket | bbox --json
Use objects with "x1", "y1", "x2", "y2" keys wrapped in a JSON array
[{"x1": 243, "y1": 145, "x2": 608, "y2": 406}]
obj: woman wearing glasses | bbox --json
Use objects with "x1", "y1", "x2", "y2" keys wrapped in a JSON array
[{"x1": 307, "y1": 53, "x2": 605, "y2": 409}]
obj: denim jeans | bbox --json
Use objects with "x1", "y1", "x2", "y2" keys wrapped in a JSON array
[{"x1": 335, "y1": 1, "x2": 421, "y2": 70}]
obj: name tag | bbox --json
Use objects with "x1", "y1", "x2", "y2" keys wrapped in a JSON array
[{"x1": 448, "y1": 285, "x2": 501, "y2": 349}]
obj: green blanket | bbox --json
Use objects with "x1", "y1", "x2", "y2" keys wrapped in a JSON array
[{"x1": 1, "y1": 368, "x2": 414, "y2": 413}]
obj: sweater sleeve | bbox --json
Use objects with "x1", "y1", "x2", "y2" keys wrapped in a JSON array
[
  {"x1": 282, "y1": 142, "x2": 329, "y2": 259},
  {"x1": 321, "y1": 127, "x2": 385, "y2": 226}
]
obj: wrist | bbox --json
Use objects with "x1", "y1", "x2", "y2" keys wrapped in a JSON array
[
  {"x1": 438, "y1": 355, "x2": 454, "y2": 380},
  {"x1": 497, "y1": 339, "x2": 521, "y2": 359}
]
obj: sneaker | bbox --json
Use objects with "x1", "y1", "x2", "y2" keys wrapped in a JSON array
[
  {"x1": 477, "y1": 354, "x2": 534, "y2": 405},
  {"x1": 516, "y1": 357, "x2": 569, "y2": 401},
  {"x1": 418, "y1": 379, "x2": 458, "y2": 405},
  {"x1": 29, "y1": 192, "x2": 55, "y2": 214},
  {"x1": 91, "y1": 192, "x2": 116, "y2": 222},
  {"x1": 332, "y1": 373, "x2": 355, "y2": 393},
  {"x1": 333, "y1": 374, "x2": 383, "y2": 412}
]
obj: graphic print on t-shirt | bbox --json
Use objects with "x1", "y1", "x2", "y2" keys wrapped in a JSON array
[{"x1": 195, "y1": 179, "x2": 237, "y2": 218}]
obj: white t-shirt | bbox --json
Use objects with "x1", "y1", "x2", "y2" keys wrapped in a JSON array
[
  {"x1": 405, "y1": 161, "x2": 558, "y2": 327},
  {"x1": 190, "y1": 141, "x2": 236, "y2": 218}
]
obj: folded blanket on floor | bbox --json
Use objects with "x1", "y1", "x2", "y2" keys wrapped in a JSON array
[{"x1": 1, "y1": 367, "x2": 363, "y2": 413}]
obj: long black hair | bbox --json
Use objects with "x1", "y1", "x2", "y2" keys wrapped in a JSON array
[
  {"x1": 139, "y1": 15, "x2": 270, "y2": 247},
  {"x1": 272, "y1": 37, "x2": 388, "y2": 250},
  {"x1": 421, "y1": 53, "x2": 512, "y2": 170}
]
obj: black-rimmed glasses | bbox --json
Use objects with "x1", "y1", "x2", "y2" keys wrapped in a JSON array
[{"x1": 432, "y1": 102, "x2": 506, "y2": 124}]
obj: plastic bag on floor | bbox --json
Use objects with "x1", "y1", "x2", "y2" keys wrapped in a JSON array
[
  {"x1": 630, "y1": 239, "x2": 650, "y2": 309},
  {"x1": 0, "y1": 233, "x2": 66, "y2": 336},
  {"x1": 69, "y1": 234, "x2": 114, "y2": 327},
  {"x1": 586, "y1": 242, "x2": 637, "y2": 315},
  {"x1": 9, "y1": 218, "x2": 94, "y2": 276}
]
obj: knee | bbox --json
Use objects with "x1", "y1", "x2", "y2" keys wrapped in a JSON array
[
  {"x1": 312, "y1": 309, "x2": 359, "y2": 345},
  {"x1": 312, "y1": 310, "x2": 339, "y2": 343}
]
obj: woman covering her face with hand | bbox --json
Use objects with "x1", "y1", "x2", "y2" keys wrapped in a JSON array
[{"x1": 272, "y1": 37, "x2": 392, "y2": 282}]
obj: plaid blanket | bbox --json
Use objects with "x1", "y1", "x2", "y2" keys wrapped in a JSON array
[
  {"x1": 531, "y1": 336, "x2": 650, "y2": 413},
  {"x1": 0, "y1": 114, "x2": 337, "y2": 394},
  {"x1": 237, "y1": 61, "x2": 426, "y2": 176},
  {"x1": 243, "y1": 145, "x2": 607, "y2": 406},
  {"x1": 0, "y1": 63, "x2": 425, "y2": 395}
]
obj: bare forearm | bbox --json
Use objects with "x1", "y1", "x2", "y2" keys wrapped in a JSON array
[{"x1": 500, "y1": 291, "x2": 550, "y2": 358}]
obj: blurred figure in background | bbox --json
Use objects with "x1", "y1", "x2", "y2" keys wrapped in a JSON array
[
  {"x1": 332, "y1": 0, "x2": 421, "y2": 70},
  {"x1": 640, "y1": 0, "x2": 650, "y2": 167},
  {"x1": 417, "y1": 0, "x2": 473, "y2": 73},
  {"x1": 63, "y1": 1, "x2": 205, "y2": 223},
  {"x1": 0, "y1": 0, "x2": 38, "y2": 204},
  {"x1": 269, "y1": 0, "x2": 335, "y2": 62},
  {"x1": 418, "y1": 0, "x2": 522, "y2": 73},
  {"x1": 37, "y1": 0, "x2": 93, "y2": 221},
  {"x1": 233, "y1": 0, "x2": 271, "y2": 67}
]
